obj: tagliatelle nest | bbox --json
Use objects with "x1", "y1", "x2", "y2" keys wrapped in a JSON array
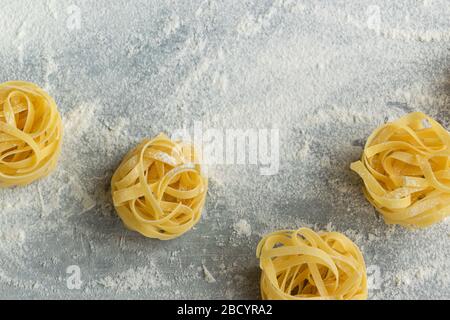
[
  {"x1": 257, "y1": 228, "x2": 367, "y2": 300},
  {"x1": 0, "y1": 81, "x2": 63, "y2": 187},
  {"x1": 351, "y1": 112, "x2": 450, "y2": 228},
  {"x1": 111, "y1": 133, "x2": 208, "y2": 240}
]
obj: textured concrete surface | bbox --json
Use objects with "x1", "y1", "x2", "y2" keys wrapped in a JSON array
[{"x1": 0, "y1": 0, "x2": 449, "y2": 299}]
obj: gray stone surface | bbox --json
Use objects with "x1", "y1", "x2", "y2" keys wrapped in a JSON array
[{"x1": 0, "y1": 0, "x2": 449, "y2": 299}]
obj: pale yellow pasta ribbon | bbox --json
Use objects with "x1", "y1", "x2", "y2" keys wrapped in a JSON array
[
  {"x1": 351, "y1": 112, "x2": 450, "y2": 228},
  {"x1": 111, "y1": 133, "x2": 208, "y2": 240},
  {"x1": 0, "y1": 81, "x2": 63, "y2": 187},
  {"x1": 256, "y1": 228, "x2": 367, "y2": 300}
]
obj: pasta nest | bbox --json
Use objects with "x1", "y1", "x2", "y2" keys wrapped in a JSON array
[
  {"x1": 0, "y1": 81, "x2": 63, "y2": 187},
  {"x1": 256, "y1": 228, "x2": 367, "y2": 300},
  {"x1": 351, "y1": 112, "x2": 450, "y2": 228},
  {"x1": 111, "y1": 133, "x2": 208, "y2": 240}
]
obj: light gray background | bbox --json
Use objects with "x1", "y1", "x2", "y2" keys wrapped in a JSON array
[{"x1": 0, "y1": 0, "x2": 449, "y2": 299}]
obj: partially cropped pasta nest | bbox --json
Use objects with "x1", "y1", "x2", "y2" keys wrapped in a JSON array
[
  {"x1": 351, "y1": 112, "x2": 450, "y2": 228},
  {"x1": 0, "y1": 81, "x2": 63, "y2": 187},
  {"x1": 257, "y1": 228, "x2": 367, "y2": 300},
  {"x1": 111, "y1": 133, "x2": 208, "y2": 240}
]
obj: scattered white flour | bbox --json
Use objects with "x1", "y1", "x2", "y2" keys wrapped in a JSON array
[
  {"x1": 68, "y1": 175, "x2": 96, "y2": 213},
  {"x1": 45, "y1": 0, "x2": 59, "y2": 20},
  {"x1": 164, "y1": 14, "x2": 181, "y2": 35},
  {"x1": 395, "y1": 270, "x2": 412, "y2": 287},
  {"x1": 44, "y1": 50, "x2": 58, "y2": 91},
  {"x1": 95, "y1": 266, "x2": 164, "y2": 292},
  {"x1": 234, "y1": 219, "x2": 252, "y2": 238},
  {"x1": 202, "y1": 265, "x2": 216, "y2": 284},
  {"x1": 0, "y1": 229, "x2": 26, "y2": 246},
  {"x1": 63, "y1": 103, "x2": 97, "y2": 136}
]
